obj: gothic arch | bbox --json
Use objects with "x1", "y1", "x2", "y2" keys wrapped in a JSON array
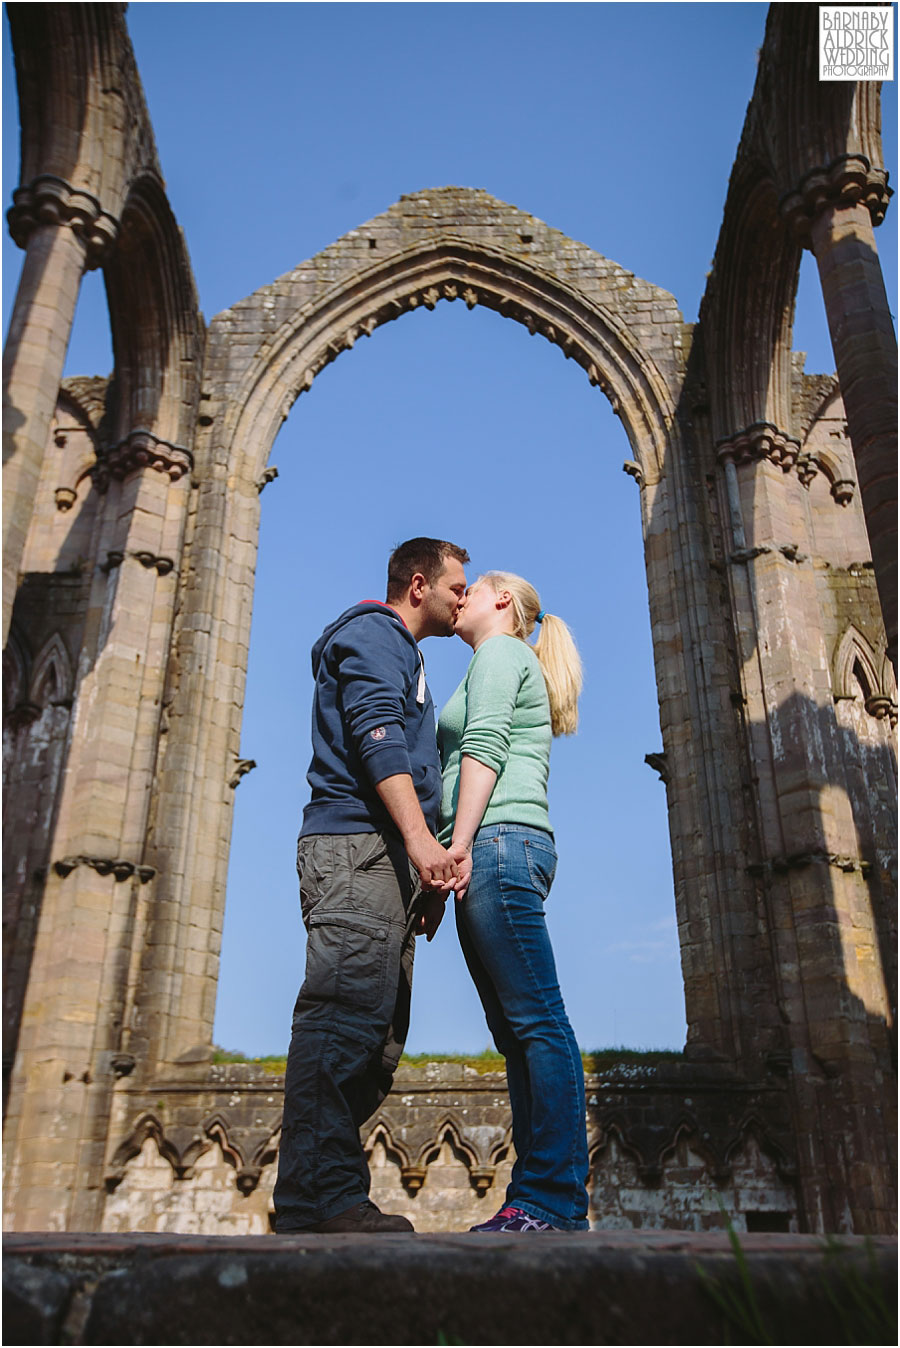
[
  {"x1": 143, "y1": 188, "x2": 700, "y2": 1069},
  {"x1": 363, "y1": 1120, "x2": 411, "y2": 1172},
  {"x1": 216, "y1": 229, "x2": 682, "y2": 495},
  {"x1": 104, "y1": 173, "x2": 204, "y2": 452},
  {"x1": 833, "y1": 624, "x2": 896, "y2": 720},
  {"x1": 105, "y1": 1112, "x2": 181, "y2": 1188},
  {"x1": 28, "y1": 633, "x2": 72, "y2": 711},
  {"x1": 704, "y1": 160, "x2": 801, "y2": 444}
]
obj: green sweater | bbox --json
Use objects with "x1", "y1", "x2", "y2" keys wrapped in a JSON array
[{"x1": 437, "y1": 634, "x2": 553, "y2": 844}]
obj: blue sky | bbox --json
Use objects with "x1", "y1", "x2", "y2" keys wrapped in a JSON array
[{"x1": 3, "y1": 4, "x2": 897, "y2": 1056}]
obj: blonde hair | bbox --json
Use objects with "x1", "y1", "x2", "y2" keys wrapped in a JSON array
[{"x1": 478, "y1": 571, "x2": 583, "y2": 736}]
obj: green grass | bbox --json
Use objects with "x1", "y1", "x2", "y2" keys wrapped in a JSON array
[
  {"x1": 211, "y1": 1048, "x2": 289, "y2": 1075},
  {"x1": 695, "y1": 1209, "x2": 896, "y2": 1347},
  {"x1": 211, "y1": 1045, "x2": 683, "y2": 1075}
]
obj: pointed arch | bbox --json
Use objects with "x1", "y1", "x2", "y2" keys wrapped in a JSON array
[
  {"x1": 417, "y1": 1114, "x2": 481, "y2": 1172},
  {"x1": 206, "y1": 189, "x2": 684, "y2": 496},
  {"x1": 104, "y1": 172, "x2": 204, "y2": 449},
  {"x1": 657, "y1": 1118, "x2": 729, "y2": 1183},
  {"x1": 198, "y1": 1112, "x2": 243, "y2": 1170},
  {"x1": 723, "y1": 1111, "x2": 797, "y2": 1184},
  {"x1": 106, "y1": 1113, "x2": 181, "y2": 1186},
  {"x1": 834, "y1": 625, "x2": 887, "y2": 705},
  {"x1": 363, "y1": 1119, "x2": 411, "y2": 1172},
  {"x1": 29, "y1": 633, "x2": 73, "y2": 709},
  {"x1": 704, "y1": 159, "x2": 801, "y2": 444}
]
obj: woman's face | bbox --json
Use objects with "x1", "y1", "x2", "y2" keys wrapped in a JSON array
[{"x1": 453, "y1": 581, "x2": 505, "y2": 648}]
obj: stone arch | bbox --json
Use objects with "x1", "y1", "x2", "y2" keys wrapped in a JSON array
[
  {"x1": 833, "y1": 624, "x2": 896, "y2": 721},
  {"x1": 29, "y1": 633, "x2": 73, "y2": 710},
  {"x1": 105, "y1": 1112, "x2": 181, "y2": 1190},
  {"x1": 220, "y1": 229, "x2": 681, "y2": 496},
  {"x1": 144, "y1": 188, "x2": 697, "y2": 1069},
  {"x1": 418, "y1": 1115, "x2": 481, "y2": 1172},
  {"x1": 589, "y1": 1119, "x2": 645, "y2": 1173},
  {"x1": 103, "y1": 173, "x2": 203, "y2": 453},
  {"x1": 657, "y1": 1118, "x2": 730, "y2": 1186},
  {"x1": 723, "y1": 1112, "x2": 797, "y2": 1186},
  {"x1": 705, "y1": 159, "x2": 801, "y2": 445},
  {"x1": 199, "y1": 188, "x2": 688, "y2": 493},
  {"x1": 198, "y1": 1113, "x2": 243, "y2": 1173},
  {"x1": 364, "y1": 1120, "x2": 411, "y2": 1172}
]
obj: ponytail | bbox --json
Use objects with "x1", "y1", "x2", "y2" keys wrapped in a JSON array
[
  {"x1": 532, "y1": 612, "x2": 582, "y2": 736},
  {"x1": 479, "y1": 572, "x2": 583, "y2": 736}
]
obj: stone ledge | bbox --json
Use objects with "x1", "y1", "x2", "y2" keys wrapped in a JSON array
[{"x1": 4, "y1": 1231, "x2": 896, "y2": 1345}]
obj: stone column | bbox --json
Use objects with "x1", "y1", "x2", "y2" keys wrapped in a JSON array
[
  {"x1": 2, "y1": 176, "x2": 118, "y2": 645},
  {"x1": 783, "y1": 157, "x2": 897, "y2": 669},
  {"x1": 715, "y1": 421, "x2": 895, "y2": 1233},
  {"x1": 1, "y1": 434, "x2": 194, "y2": 1232}
]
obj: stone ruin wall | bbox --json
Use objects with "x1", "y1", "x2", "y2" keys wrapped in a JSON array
[
  {"x1": 99, "y1": 1063, "x2": 799, "y2": 1236},
  {"x1": 2, "y1": 4, "x2": 896, "y2": 1237}
]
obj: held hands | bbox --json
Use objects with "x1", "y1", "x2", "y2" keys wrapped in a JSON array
[
  {"x1": 445, "y1": 841, "x2": 472, "y2": 899},
  {"x1": 406, "y1": 830, "x2": 459, "y2": 889},
  {"x1": 407, "y1": 836, "x2": 472, "y2": 944}
]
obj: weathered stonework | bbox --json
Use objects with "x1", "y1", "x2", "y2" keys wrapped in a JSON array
[
  {"x1": 95, "y1": 1061, "x2": 799, "y2": 1236},
  {"x1": 2, "y1": 3, "x2": 896, "y2": 1237}
]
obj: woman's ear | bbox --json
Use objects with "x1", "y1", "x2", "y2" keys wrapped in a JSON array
[{"x1": 495, "y1": 590, "x2": 513, "y2": 610}]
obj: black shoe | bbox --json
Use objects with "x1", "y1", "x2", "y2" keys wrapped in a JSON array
[{"x1": 308, "y1": 1200, "x2": 414, "y2": 1233}]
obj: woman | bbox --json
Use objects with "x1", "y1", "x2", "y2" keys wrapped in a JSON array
[{"x1": 438, "y1": 571, "x2": 589, "y2": 1232}]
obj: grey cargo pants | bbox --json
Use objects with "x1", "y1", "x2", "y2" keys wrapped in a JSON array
[{"x1": 273, "y1": 831, "x2": 422, "y2": 1230}]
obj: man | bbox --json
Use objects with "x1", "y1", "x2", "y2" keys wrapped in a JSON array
[{"x1": 273, "y1": 537, "x2": 471, "y2": 1233}]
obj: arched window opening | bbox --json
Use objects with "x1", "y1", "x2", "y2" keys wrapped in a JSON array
[
  {"x1": 214, "y1": 300, "x2": 687, "y2": 1062},
  {"x1": 62, "y1": 266, "x2": 113, "y2": 382}
]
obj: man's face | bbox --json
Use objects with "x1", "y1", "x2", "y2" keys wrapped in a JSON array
[{"x1": 420, "y1": 557, "x2": 467, "y2": 637}]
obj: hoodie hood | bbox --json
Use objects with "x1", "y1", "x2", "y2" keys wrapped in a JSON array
[{"x1": 310, "y1": 602, "x2": 411, "y2": 676}]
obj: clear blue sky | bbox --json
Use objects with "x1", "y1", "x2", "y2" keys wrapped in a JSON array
[{"x1": 3, "y1": 4, "x2": 897, "y2": 1056}]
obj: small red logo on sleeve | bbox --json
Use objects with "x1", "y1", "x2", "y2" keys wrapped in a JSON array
[{"x1": 370, "y1": 726, "x2": 386, "y2": 740}]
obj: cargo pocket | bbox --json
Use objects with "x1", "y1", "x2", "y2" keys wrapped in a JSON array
[{"x1": 304, "y1": 914, "x2": 389, "y2": 1012}]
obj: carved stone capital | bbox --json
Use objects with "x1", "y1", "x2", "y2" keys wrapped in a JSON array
[
  {"x1": 780, "y1": 155, "x2": 892, "y2": 242},
  {"x1": 400, "y1": 1165, "x2": 427, "y2": 1195},
  {"x1": 110, "y1": 1053, "x2": 136, "y2": 1078},
  {"x1": 831, "y1": 478, "x2": 856, "y2": 507},
  {"x1": 93, "y1": 430, "x2": 194, "y2": 490},
  {"x1": 228, "y1": 759, "x2": 257, "y2": 789},
  {"x1": 7, "y1": 174, "x2": 119, "y2": 268},
  {"x1": 235, "y1": 1165, "x2": 262, "y2": 1196},
  {"x1": 716, "y1": 423, "x2": 799, "y2": 472},
  {"x1": 644, "y1": 752, "x2": 670, "y2": 785},
  {"x1": 468, "y1": 1165, "x2": 496, "y2": 1196},
  {"x1": 795, "y1": 454, "x2": 818, "y2": 488},
  {"x1": 52, "y1": 855, "x2": 156, "y2": 883}
]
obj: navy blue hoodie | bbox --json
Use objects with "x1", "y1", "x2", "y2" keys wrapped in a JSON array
[{"x1": 299, "y1": 602, "x2": 441, "y2": 837}]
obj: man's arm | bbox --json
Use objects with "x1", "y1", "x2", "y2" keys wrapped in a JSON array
[
  {"x1": 336, "y1": 616, "x2": 457, "y2": 894},
  {"x1": 374, "y1": 773, "x2": 457, "y2": 888}
]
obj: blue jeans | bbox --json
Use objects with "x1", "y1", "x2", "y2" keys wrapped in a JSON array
[{"x1": 456, "y1": 823, "x2": 589, "y2": 1229}]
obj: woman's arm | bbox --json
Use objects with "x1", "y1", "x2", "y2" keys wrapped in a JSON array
[
  {"x1": 444, "y1": 755, "x2": 496, "y2": 899},
  {"x1": 451, "y1": 755, "x2": 498, "y2": 853},
  {"x1": 448, "y1": 638, "x2": 523, "y2": 895}
]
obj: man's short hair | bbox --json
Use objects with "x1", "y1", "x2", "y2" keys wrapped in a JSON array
[{"x1": 386, "y1": 537, "x2": 470, "y2": 602}]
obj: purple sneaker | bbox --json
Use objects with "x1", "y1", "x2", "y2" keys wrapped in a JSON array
[{"x1": 469, "y1": 1204, "x2": 558, "y2": 1232}]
